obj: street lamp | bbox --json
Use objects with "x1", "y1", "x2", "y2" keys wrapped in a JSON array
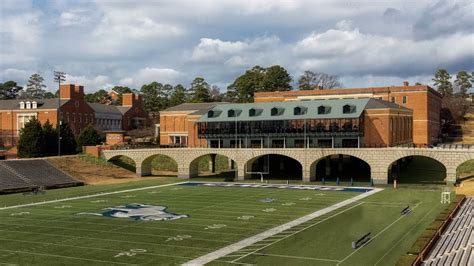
[{"x1": 54, "y1": 71, "x2": 66, "y2": 156}]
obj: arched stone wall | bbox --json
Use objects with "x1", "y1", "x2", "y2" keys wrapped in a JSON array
[{"x1": 101, "y1": 147, "x2": 474, "y2": 184}]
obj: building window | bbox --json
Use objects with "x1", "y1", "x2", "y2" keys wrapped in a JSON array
[
  {"x1": 72, "y1": 113, "x2": 75, "y2": 122},
  {"x1": 342, "y1": 104, "x2": 355, "y2": 114},
  {"x1": 32, "y1": 101, "x2": 37, "y2": 109},
  {"x1": 19, "y1": 101, "x2": 25, "y2": 109},
  {"x1": 391, "y1": 97, "x2": 396, "y2": 103},
  {"x1": 26, "y1": 101, "x2": 31, "y2": 109},
  {"x1": 402, "y1": 96, "x2": 407, "y2": 104},
  {"x1": 79, "y1": 113, "x2": 82, "y2": 123},
  {"x1": 17, "y1": 113, "x2": 37, "y2": 130}
]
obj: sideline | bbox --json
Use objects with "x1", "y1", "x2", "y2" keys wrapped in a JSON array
[
  {"x1": 0, "y1": 181, "x2": 188, "y2": 210},
  {"x1": 183, "y1": 188, "x2": 383, "y2": 265}
]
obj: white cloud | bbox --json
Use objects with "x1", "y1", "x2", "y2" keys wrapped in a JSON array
[
  {"x1": 66, "y1": 74, "x2": 114, "y2": 92},
  {"x1": 191, "y1": 38, "x2": 248, "y2": 62},
  {"x1": 133, "y1": 68, "x2": 182, "y2": 85}
]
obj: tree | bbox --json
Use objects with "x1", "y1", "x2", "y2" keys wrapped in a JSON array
[
  {"x1": 140, "y1": 82, "x2": 169, "y2": 118},
  {"x1": 454, "y1": 71, "x2": 472, "y2": 98},
  {"x1": 298, "y1": 71, "x2": 343, "y2": 90},
  {"x1": 433, "y1": 69, "x2": 453, "y2": 97},
  {"x1": 0, "y1": 81, "x2": 23, "y2": 99},
  {"x1": 43, "y1": 91, "x2": 55, "y2": 99},
  {"x1": 59, "y1": 121, "x2": 77, "y2": 155},
  {"x1": 169, "y1": 84, "x2": 187, "y2": 106},
  {"x1": 227, "y1": 65, "x2": 292, "y2": 102},
  {"x1": 25, "y1": 73, "x2": 47, "y2": 99},
  {"x1": 189, "y1": 77, "x2": 211, "y2": 103},
  {"x1": 111, "y1": 86, "x2": 132, "y2": 105},
  {"x1": 76, "y1": 124, "x2": 104, "y2": 152},
  {"x1": 85, "y1": 89, "x2": 112, "y2": 104},
  {"x1": 17, "y1": 117, "x2": 44, "y2": 158},
  {"x1": 209, "y1": 85, "x2": 223, "y2": 102},
  {"x1": 42, "y1": 120, "x2": 57, "y2": 156},
  {"x1": 261, "y1": 65, "x2": 292, "y2": 92}
]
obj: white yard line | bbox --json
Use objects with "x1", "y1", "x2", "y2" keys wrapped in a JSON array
[
  {"x1": 252, "y1": 253, "x2": 341, "y2": 262},
  {"x1": 0, "y1": 181, "x2": 188, "y2": 210},
  {"x1": 374, "y1": 204, "x2": 438, "y2": 266},
  {"x1": 183, "y1": 188, "x2": 382, "y2": 265},
  {"x1": 337, "y1": 201, "x2": 423, "y2": 265}
]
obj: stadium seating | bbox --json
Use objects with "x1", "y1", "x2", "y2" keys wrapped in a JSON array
[
  {"x1": 423, "y1": 197, "x2": 474, "y2": 266},
  {"x1": 0, "y1": 159, "x2": 81, "y2": 193}
]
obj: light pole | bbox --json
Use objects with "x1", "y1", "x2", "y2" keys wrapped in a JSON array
[{"x1": 54, "y1": 71, "x2": 66, "y2": 156}]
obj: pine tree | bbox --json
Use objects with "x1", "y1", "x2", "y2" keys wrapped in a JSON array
[
  {"x1": 169, "y1": 84, "x2": 187, "y2": 106},
  {"x1": 432, "y1": 69, "x2": 453, "y2": 97},
  {"x1": 26, "y1": 73, "x2": 47, "y2": 99},
  {"x1": 189, "y1": 77, "x2": 211, "y2": 103},
  {"x1": 59, "y1": 121, "x2": 77, "y2": 155},
  {"x1": 17, "y1": 117, "x2": 45, "y2": 158},
  {"x1": 76, "y1": 124, "x2": 104, "y2": 152},
  {"x1": 42, "y1": 120, "x2": 58, "y2": 156},
  {"x1": 454, "y1": 71, "x2": 472, "y2": 98}
]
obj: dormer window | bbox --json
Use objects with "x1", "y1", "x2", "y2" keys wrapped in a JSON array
[
  {"x1": 32, "y1": 101, "x2": 37, "y2": 109},
  {"x1": 228, "y1": 109, "x2": 235, "y2": 117},
  {"x1": 19, "y1": 101, "x2": 25, "y2": 109},
  {"x1": 249, "y1": 108, "x2": 262, "y2": 117},
  {"x1": 343, "y1": 104, "x2": 356, "y2": 114},
  {"x1": 294, "y1": 106, "x2": 307, "y2": 115},
  {"x1": 318, "y1": 105, "x2": 330, "y2": 114},
  {"x1": 271, "y1": 107, "x2": 284, "y2": 116},
  {"x1": 207, "y1": 109, "x2": 222, "y2": 118},
  {"x1": 208, "y1": 110, "x2": 214, "y2": 118},
  {"x1": 249, "y1": 108, "x2": 256, "y2": 117},
  {"x1": 26, "y1": 101, "x2": 31, "y2": 109}
]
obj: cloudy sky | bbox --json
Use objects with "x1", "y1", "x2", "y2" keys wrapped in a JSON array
[{"x1": 0, "y1": 0, "x2": 473, "y2": 94}]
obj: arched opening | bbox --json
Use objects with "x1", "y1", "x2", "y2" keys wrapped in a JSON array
[
  {"x1": 388, "y1": 156, "x2": 446, "y2": 184},
  {"x1": 142, "y1": 154, "x2": 178, "y2": 177},
  {"x1": 189, "y1": 154, "x2": 237, "y2": 180},
  {"x1": 245, "y1": 154, "x2": 302, "y2": 180},
  {"x1": 108, "y1": 155, "x2": 136, "y2": 173},
  {"x1": 456, "y1": 159, "x2": 474, "y2": 181},
  {"x1": 312, "y1": 155, "x2": 370, "y2": 184}
]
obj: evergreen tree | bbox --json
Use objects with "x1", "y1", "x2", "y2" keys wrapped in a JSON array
[
  {"x1": 454, "y1": 71, "x2": 472, "y2": 98},
  {"x1": 140, "y1": 82, "x2": 169, "y2": 118},
  {"x1": 26, "y1": 73, "x2": 47, "y2": 99},
  {"x1": 17, "y1": 117, "x2": 44, "y2": 158},
  {"x1": 0, "y1": 81, "x2": 23, "y2": 99},
  {"x1": 261, "y1": 65, "x2": 292, "y2": 92},
  {"x1": 76, "y1": 124, "x2": 104, "y2": 152},
  {"x1": 169, "y1": 84, "x2": 187, "y2": 106},
  {"x1": 189, "y1": 77, "x2": 211, "y2": 103},
  {"x1": 111, "y1": 86, "x2": 132, "y2": 105},
  {"x1": 433, "y1": 69, "x2": 453, "y2": 97},
  {"x1": 43, "y1": 91, "x2": 55, "y2": 99},
  {"x1": 42, "y1": 120, "x2": 58, "y2": 156},
  {"x1": 59, "y1": 121, "x2": 77, "y2": 155}
]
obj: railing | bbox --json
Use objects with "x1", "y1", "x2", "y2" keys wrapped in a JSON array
[{"x1": 108, "y1": 143, "x2": 474, "y2": 150}]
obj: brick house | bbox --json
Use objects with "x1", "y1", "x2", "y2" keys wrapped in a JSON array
[{"x1": 0, "y1": 84, "x2": 150, "y2": 146}]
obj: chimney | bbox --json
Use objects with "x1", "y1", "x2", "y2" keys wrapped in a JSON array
[
  {"x1": 122, "y1": 93, "x2": 134, "y2": 107},
  {"x1": 403, "y1": 81, "x2": 409, "y2": 86},
  {"x1": 59, "y1": 84, "x2": 75, "y2": 99}
]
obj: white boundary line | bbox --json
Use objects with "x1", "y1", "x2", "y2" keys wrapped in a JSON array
[
  {"x1": 0, "y1": 181, "x2": 188, "y2": 210},
  {"x1": 183, "y1": 188, "x2": 382, "y2": 265}
]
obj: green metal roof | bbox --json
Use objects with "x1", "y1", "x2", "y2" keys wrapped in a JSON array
[{"x1": 198, "y1": 98, "x2": 371, "y2": 122}]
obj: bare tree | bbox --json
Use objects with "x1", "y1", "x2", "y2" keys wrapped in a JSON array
[{"x1": 298, "y1": 71, "x2": 343, "y2": 90}]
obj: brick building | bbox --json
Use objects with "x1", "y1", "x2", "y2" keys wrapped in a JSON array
[
  {"x1": 0, "y1": 84, "x2": 150, "y2": 146},
  {"x1": 160, "y1": 98, "x2": 413, "y2": 148},
  {"x1": 253, "y1": 82, "x2": 442, "y2": 145}
]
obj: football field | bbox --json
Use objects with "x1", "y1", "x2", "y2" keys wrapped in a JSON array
[{"x1": 0, "y1": 180, "x2": 445, "y2": 265}]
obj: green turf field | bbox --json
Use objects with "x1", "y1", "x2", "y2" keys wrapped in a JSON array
[{"x1": 0, "y1": 180, "x2": 446, "y2": 265}]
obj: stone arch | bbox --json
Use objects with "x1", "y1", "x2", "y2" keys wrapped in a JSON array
[
  {"x1": 140, "y1": 153, "x2": 180, "y2": 177},
  {"x1": 244, "y1": 153, "x2": 303, "y2": 180},
  {"x1": 309, "y1": 153, "x2": 371, "y2": 183},
  {"x1": 188, "y1": 153, "x2": 238, "y2": 179},
  {"x1": 387, "y1": 155, "x2": 447, "y2": 184},
  {"x1": 107, "y1": 154, "x2": 137, "y2": 173},
  {"x1": 455, "y1": 158, "x2": 474, "y2": 181}
]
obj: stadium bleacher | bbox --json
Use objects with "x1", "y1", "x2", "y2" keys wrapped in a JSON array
[
  {"x1": 0, "y1": 159, "x2": 82, "y2": 193},
  {"x1": 423, "y1": 197, "x2": 474, "y2": 266}
]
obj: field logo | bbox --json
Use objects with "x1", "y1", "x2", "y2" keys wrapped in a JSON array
[{"x1": 78, "y1": 203, "x2": 189, "y2": 221}]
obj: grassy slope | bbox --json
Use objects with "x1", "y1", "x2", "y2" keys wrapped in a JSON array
[
  {"x1": 223, "y1": 187, "x2": 445, "y2": 266},
  {"x1": 0, "y1": 182, "x2": 358, "y2": 265}
]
